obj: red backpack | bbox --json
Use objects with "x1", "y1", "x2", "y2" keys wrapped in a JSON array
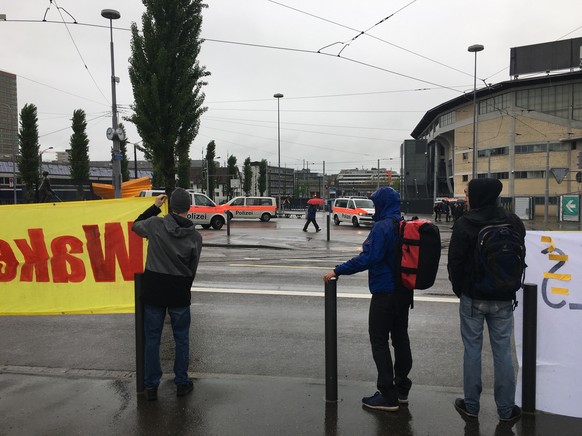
[{"x1": 397, "y1": 218, "x2": 441, "y2": 291}]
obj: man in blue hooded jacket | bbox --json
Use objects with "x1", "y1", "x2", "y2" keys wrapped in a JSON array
[{"x1": 324, "y1": 187, "x2": 412, "y2": 412}]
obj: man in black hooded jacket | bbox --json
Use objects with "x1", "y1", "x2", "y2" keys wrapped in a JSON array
[{"x1": 448, "y1": 178, "x2": 525, "y2": 422}]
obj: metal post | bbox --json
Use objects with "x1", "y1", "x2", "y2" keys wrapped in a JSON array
[
  {"x1": 133, "y1": 144, "x2": 138, "y2": 179},
  {"x1": 226, "y1": 211, "x2": 231, "y2": 236},
  {"x1": 324, "y1": 277, "x2": 338, "y2": 402},
  {"x1": 134, "y1": 273, "x2": 145, "y2": 394},
  {"x1": 326, "y1": 212, "x2": 331, "y2": 242},
  {"x1": 433, "y1": 143, "x2": 438, "y2": 203},
  {"x1": 274, "y1": 93, "x2": 284, "y2": 211},
  {"x1": 468, "y1": 44, "x2": 484, "y2": 180},
  {"x1": 522, "y1": 283, "x2": 537, "y2": 413},
  {"x1": 102, "y1": 9, "x2": 122, "y2": 198},
  {"x1": 544, "y1": 141, "x2": 549, "y2": 224}
]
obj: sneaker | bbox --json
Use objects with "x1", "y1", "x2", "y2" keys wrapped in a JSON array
[
  {"x1": 176, "y1": 380, "x2": 193, "y2": 397},
  {"x1": 454, "y1": 398, "x2": 478, "y2": 418},
  {"x1": 398, "y1": 394, "x2": 409, "y2": 405},
  {"x1": 302, "y1": 229, "x2": 307, "y2": 232},
  {"x1": 145, "y1": 388, "x2": 158, "y2": 401},
  {"x1": 499, "y1": 405, "x2": 522, "y2": 422},
  {"x1": 316, "y1": 228, "x2": 322, "y2": 232},
  {"x1": 362, "y1": 391, "x2": 399, "y2": 412}
]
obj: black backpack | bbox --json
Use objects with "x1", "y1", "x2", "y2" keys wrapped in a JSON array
[{"x1": 473, "y1": 223, "x2": 526, "y2": 307}]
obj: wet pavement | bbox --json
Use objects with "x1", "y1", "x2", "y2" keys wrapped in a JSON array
[{"x1": 1, "y1": 213, "x2": 581, "y2": 435}]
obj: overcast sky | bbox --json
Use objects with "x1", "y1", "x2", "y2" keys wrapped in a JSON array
[{"x1": 1, "y1": 0, "x2": 581, "y2": 174}]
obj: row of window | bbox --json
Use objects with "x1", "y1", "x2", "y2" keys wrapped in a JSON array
[
  {"x1": 460, "y1": 142, "x2": 573, "y2": 159},
  {"x1": 462, "y1": 170, "x2": 548, "y2": 181}
]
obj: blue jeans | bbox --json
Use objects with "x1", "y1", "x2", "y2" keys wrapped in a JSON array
[
  {"x1": 144, "y1": 304, "x2": 191, "y2": 389},
  {"x1": 459, "y1": 295, "x2": 516, "y2": 418}
]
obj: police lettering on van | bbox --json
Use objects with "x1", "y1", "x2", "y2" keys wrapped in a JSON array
[
  {"x1": 219, "y1": 196, "x2": 277, "y2": 222},
  {"x1": 332, "y1": 197, "x2": 375, "y2": 227},
  {"x1": 138, "y1": 190, "x2": 226, "y2": 230}
]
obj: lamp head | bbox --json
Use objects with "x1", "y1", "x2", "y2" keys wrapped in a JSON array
[
  {"x1": 273, "y1": 93, "x2": 284, "y2": 99},
  {"x1": 468, "y1": 44, "x2": 484, "y2": 53},
  {"x1": 101, "y1": 9, "x2": 121, "y2": 20}
]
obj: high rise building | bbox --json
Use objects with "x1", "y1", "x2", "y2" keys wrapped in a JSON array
[{"x1": 0, "y1": 70, "x2": 18, "y2": 158}]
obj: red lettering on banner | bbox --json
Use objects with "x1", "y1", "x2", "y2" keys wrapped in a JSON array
[
  {"x1": 51, "y1": 236, "x2": 86, "y2": 283},
  {"x1": 83, "y1": 222, "x2": 144, "y2": 282},
  {"x1": 0, "y1": 240, "x2": 18, "y2": 282},
  {"x1": 14, "y1": 229, "x2": 50, "y2": 282}
]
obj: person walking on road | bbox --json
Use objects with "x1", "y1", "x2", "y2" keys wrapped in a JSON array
[
  {"x1": 323, "y1": 187, "x2": 412, "y2": 412},
  {"x1": 448, "y1": 178, "x2": 525, "y2": 422},
  {"x1": 303, "y1": 202, "x2": 321, "y2": 232},
  {"x1": 132, "y1": 188, "x2": 203, "y2": 401}
]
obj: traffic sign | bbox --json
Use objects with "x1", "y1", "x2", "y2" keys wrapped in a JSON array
[
  {"x1": 561, "y1": 194, "x2": 580, "y2": 222},
  {"x1": 551, "y1": 168, "x2": 569, "y2": 184}
]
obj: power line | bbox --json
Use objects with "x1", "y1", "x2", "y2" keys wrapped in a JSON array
[
  {"x1": 51, "y1": 0, "x2": 110, "y2": 106},
  {"x1": 268, "y1": 0, "x2": 473, "y2": 78}
]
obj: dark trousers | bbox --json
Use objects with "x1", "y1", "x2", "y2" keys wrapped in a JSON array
[
  {"x1": 303, "y1": 218, "x2": 320, "y2": 231},
  {"x1": 368, "y1": 292, "x2": 413, "y2": 400}
]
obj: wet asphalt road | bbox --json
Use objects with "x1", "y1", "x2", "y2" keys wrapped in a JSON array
[{"x1": 1, "y1": 213, "x2": 581, "y2": 435}]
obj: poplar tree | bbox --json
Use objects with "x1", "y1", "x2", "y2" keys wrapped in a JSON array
[
  {"x1": 128, "y1": 0, "x2": 209, "y2": 193},
  {"x1": 69, "y1": 109, "x2": 90, "y2": 200},
  {"x1": 18, "y1": 104, "x2": 40, "y2": 203},
  {"x1": 243, "y1": 157, "x2": 252, "y2": 195},
  {"x1": 258, "y1": 159, "x2": 267, "y2": 196},
  {"x1": 226, "y1": 155, "x2": 238, "y2": 199}
]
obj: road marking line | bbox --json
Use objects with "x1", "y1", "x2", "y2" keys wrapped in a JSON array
[
  {"x1": 229, "y1": 263, "x2": 330, "y2": 270},
  {"x1": 191, "y1": 287, "x2": 458, "y2": 303}
]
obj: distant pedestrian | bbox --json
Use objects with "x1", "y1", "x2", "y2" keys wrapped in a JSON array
[
  {"x1": 132, "y1": 188, "x2": 203, "y2": 401},
  {"x1": 433, "y1": 202, "x2": 442, "y2": 222},
  {"x1": 38, "y1": 171, "x2": 57, "y2": 202},
  {"x1": 323, "y1": 187, "x2": 412, "y2": 412},
  {"x1": 448, "y1": 178, "x2": 525, "y2": 422},
  {"x1": 444, "y1": 201, "x2": 451, "y2": 222},
  {"x1": 303, "y1": 202, "x2": 321, "y2": 232}
]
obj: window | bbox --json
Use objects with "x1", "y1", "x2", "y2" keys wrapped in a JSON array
[
  {"x1": 438, "y1": 111, "x2": 455, "y2": 128},
  {"x1": 514, "y1": 171, "x2": 545, "y2": 179},
  {"x1": 516, "y1": 85, "x2": 570, "y2": 119},
  {"x1": 480, "y1": 93, "x2": 510, "y2": 114},
  {"x1": 534, "y1": 196, "x2": 557, "y2": 205},
  {"x1": 231, "y1": 198, "x2": 244, "y2": 206},
  {"x1": 462, "y1": 175, "x2": 469, "y2": 182},
  {"x1": 247, "y1": 198, "x2": 261, "y2": 206},
  {"x1": 462, "y1": 152, "x2": 468, "y2": 160},
  {"x1": 194, "y1": 194, "x2": 214, "y2": 206}
]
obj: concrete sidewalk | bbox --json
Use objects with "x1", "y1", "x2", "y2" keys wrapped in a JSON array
[{"x1": 1, "y1": 367, "x2": 581, "y2": 436}]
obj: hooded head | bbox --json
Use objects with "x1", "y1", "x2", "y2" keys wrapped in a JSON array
[
  {"x1": 467, "y1": 178, "x2": 502, "y2": 209},
  {"x1": 370, "y1": 187, "x2": 401, "y2": 221},
  {"x1": 169, "y1": 188, "x2": 191, "y2": 214},
  {"x1": 42, "y1": 171, "x2": 49, "y2": 177}
]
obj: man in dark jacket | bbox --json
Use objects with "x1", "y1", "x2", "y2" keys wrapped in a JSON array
[
  {"x1": 323, "y1": 187, "x2": 412, "y2": 412},
  {"x1": 132, "y1": 188, "x2": 203, "y2": 401},
  {"x1": 303, "y1": 201, "x2": 321, "y2": 232},
  {"x1": 448, "y1": 178, "x2": 525, "y2": 422}
]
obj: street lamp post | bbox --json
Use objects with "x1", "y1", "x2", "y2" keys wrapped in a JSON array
[
  {"x1": 102, "y1": 9, "x2": 122, "y2": 198},
  {"x1": 274, "y1": 93, "x2": 284, "y2": 210},
  {"x1": 39, "y1": 146, "x2": 54, "y2": 176},
  {"x1": 468, "y1": 44, "x2": 484, "y2": 180}
]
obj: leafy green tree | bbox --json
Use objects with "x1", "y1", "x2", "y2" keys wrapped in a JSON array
[
  {"x1": 205, "y1": 140, "x2": 216, "y2": 199},
  {"x1": 243, "y1": 157, "x2": 252, "y2": 195},
  {"x1": 226, "y1": 155, "x2": 238, "y2": 199},
  {"x1": 128, "y1": 0, "x2": 209, "y2": 194},
  {"x1": 18, "y1": 104, "x2": 40, "y2": 203},
  {"x1": 258, "y1": 159, "x2": 267, "y2": 196},
  {"x1": 118, "y1": 123, "x2": 130, "y2": 182},
  {"x1": 69, "y1": 109, "x2": 90, "y2": 200}
]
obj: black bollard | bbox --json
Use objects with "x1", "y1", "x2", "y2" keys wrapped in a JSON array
[
  {"x1": 135, "y1": 273, "x2": 145, "y2": 394},
  {"x1": 226, "y1": 212, "x2": 231, "y2": 236},
  {"x1": 326, "y1": 213, "x2": 331, "y2": 242},
  {"x1": 325, "y1": 277, "x2": 338, "y2": 402},
  {"x1": 522, "y1": 283, "x2": 537, "y2": 413}
]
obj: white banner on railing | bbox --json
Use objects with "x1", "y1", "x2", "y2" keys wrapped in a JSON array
[{"x1": 515, "y1": 231, "x2": 582, "y2": 418}]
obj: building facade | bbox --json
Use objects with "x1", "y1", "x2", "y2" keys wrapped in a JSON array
[
  {"x1": 411, "y1": 70, "x2": 582, "y2": 216},
  {"x1": 0, "y1": 70, "x2": 18, "y2": 162}
]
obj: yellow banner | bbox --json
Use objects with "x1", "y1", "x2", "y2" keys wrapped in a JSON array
[{"x1": 0, "y1": 197, "x2": 165, "y2": 316}]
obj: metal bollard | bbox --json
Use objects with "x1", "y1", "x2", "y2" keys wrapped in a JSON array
[
  {"x1": 135, "y1": 273, "x2": 145, "y2": 394},
  {"x1": 325, "y1": 277, "x2": 338, "y2": 402},
  {"x1": 226, "y1": 213, "x2": 231, "y2": 236},
  {"x1": 326, "y1": 213, "x2": 331, "y2": 242},
  {"x1": 522, "y1": 283, "x2": 537, "y2": 413}
]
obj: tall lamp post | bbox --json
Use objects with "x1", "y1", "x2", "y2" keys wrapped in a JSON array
[
  {"x1": 468, "y1": 44, "x2": 484, "y2": 180},
  {"x1": 274, "y1": 93, "x2": 284, "y2": 210},
  {"x1": 39, "y1": 146, "x2": 54, "y2": 176},
  {"x1": 102, "y1": 9, "x2": 123, "y2": 198}
]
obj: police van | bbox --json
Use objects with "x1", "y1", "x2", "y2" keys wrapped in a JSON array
[
  {"x1": 219, "y1": 196, "x2": 277, "y2": 222},
  {"x1": 138, "y1": 190, "x2": 226, "y2": 230},
  {"x1": 332, "y1": 197, "x2": 375, "y2": 227}
]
